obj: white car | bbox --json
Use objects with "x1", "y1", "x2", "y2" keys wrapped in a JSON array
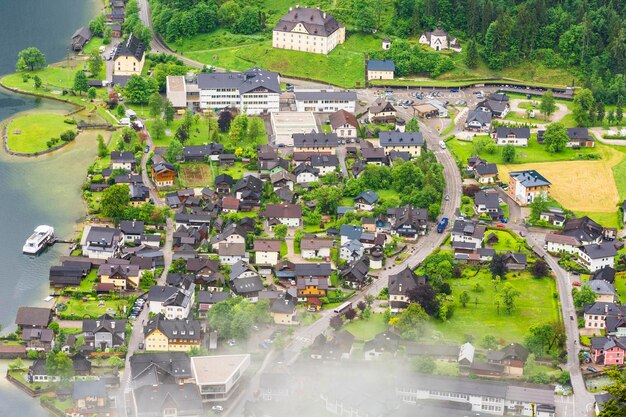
[{"x1": 439, "y1": 141, "x2": 447, "y2": 150}]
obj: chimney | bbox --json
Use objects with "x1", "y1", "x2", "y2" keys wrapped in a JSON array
[
  {"x1": 605, "y1": 304, "x2": 609, "y2": 314},
  {"x1": 323, "y1": 12, "x2": 327, "y2": 18},
  {"x1": 111, "y1": 321, "x2": 116, "y2": 329},
  {"x1": 96, "y1": 321, "x2": 100, "y2": 327},
  {"x1": 289, "y1": 6, "x2": 292, "y2": 11}
]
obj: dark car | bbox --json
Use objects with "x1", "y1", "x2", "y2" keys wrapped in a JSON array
[
  {"x1": 586, "y1": 366, "x2": 598, "y2": 373},
  {"x1": 145, "y1": 145, "x2": 150, "y2": 153}
]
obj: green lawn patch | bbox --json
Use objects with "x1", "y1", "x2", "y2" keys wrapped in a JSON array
[
  {"x1": 426, "y1": 269, "x2": 560, "y2": 344},
  {"x1": 82, "y1": 37, "x2": 105, "y2": 55},
  {"x1": 572, "y1": 211, "x2": 619, "y2": 229},
  {"x1": 7, "y1": 113, "x2": 77, "y2": 154},
  {"x1": 60, "y1": 298, "x2": 130, "y2": 319},
  {"x1": 612, "y1": 154, "x2": 626, "y2": 200},
  {"x1": 483, "y1": 229, "x2": 528, "y2": 252},
  {"x1": 78, "y1": 269, "x2": 98, "y2": 292},
  {"x1": 343, "y1": 313, "x2": 387, "y2": 341},
  {"x1": 615, "y1": 272, "x2": 626, "y2": 304},
  {"x1": 280, "y1": 241, "x2": 288, "y2": 258},
  {"x1": 217, "y1": 162, "x2": 251, "y2": 180}
]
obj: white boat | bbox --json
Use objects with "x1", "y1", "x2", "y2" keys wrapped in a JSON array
[{"x1": 23, "y1": 225, "x2": 55, "y2": 255}]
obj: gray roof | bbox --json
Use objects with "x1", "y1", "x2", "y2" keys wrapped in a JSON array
[
  {"x1": 580, "y1": 242, "x2": 618, "y2": 259},
  {"x1": 293, "y1": 132, "x2": 339, "y2": 148},
  {"x1": 229, "y1": 260, "x2": 257, "y2": 280},
  {"x1": 452, "y1": 220, "x2": 486, "y2": 240},
  {"x1": 113, "y1": 34, "x2": 144, "y2": 61},
  {"x1": 592, "y1": 266, "x2": 616, "y2": 283},
  {"x1": 134, "y1": 383, "x2": 203, "y2": 416},
  {"x1": 354, "y1": 190, "x2": 379, "y2": 205},
  {"x1": 111, "y1": 151, "x2": 136, "y2": 163},
  {"x1": 197, "y1": 67, "x2": 280, "y2": 94},
  {"x1": 466, "y1": 109, "x2": 492, "y2": 125},
  {"x1": 294, "y1": 263, "x2": 332, "y2": 277},
  {"x1": 230, "y1": 275, "x2": 264, "y2": 294},
  {"x1": 15, "y1": 307, "x2": 52, "y2": 328},
  {"x1": 270, "y1": 296, "x2": 296, "y2": 314},
  {"x1": 73, "y1": 380, "x2": 106, "y2": 399},
  {"x1": 144, "y1": 314, "x2": 201, "y2": 340},
  {"x1": 197, "y1": 290, "x2": 228, "y2": 304},
  {"x1": 474, "y1": 191, "x2": 499, "y2": 209},
  {"x1": 274, "y1": 7, "x2": 343, "y2": 37},
  {"x1": 388, "y1": 267, "x2": 425, "y2": 296},
  {"x1": 509, "y1": 170, "x2": 551, "y2": 187},
  {"x1": 294, "y1": 90, "x2": 357, "y2": 102},
  {"x1": 310, "y1": 154, "x2": 339, "y2": 167},
  {"x1": 583, "y1": 279, "x2": 616, "y2": 296},
  {"x1": 367, "y1": 59, "x2": 395, "y2": 72},
  {"x1": 584, "y1": 302, "x2": 626, "y2": 316},
  {"x1": 340, "y1": 224, "x2": 364, "y2": 240},
  {"x1": 86, "y1": 226, "x2": 121, "y2": 247},
  {"x1": 495, "y1": 127, "x2": 531, "y2": 139},
  {"x1": 379, "y1": 131, "x2": 424, "y2": 147},
  {"x1": 130, "y1": 352, "x2": 192, "y2": 387}
]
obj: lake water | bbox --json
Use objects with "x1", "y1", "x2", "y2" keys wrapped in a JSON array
[{"x1": 0, "y1": 0, "x2": 101, "y2": 415}]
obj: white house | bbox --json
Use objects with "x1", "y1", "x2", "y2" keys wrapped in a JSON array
[
  {"x1": 577, "y1": 242, "x2": 617, "y2": 272},
  {"x1": 254, "y1": 240, "x2": 281, "y2": 266},
  {"x1": 272, "y1": 7, "x2": 345, "y2": 55},
  {"x1": 218, "y1": 243, "x2": 247, "y2": 265},
  {"x1": 300, "y1": 238, "x2": 333, "y2": 259},
  {"x1": 508, "y1": 170, "x2": 551, "y2": 206},
  {"x1": 294, "y1": 163, "x2": 319, "y2": 184},
  {"x1": 494, "y1": 127, "x2": 530, "y2": 146},
  {"x1": 260, "y1": 204, "x2": 302, "y2": 228},
  {"x1": 545, "y1": 234, "x2": 580, "y2": 255},
  {"x1": 329, "y1": 109, "x2": 358, "y2": 139},
  {"x1": 295, "y1": 90, "x2": 357, "y2": 113},
  {"x1": 81, "y1": 226, "x2": 123, "y2": 260},
  {"x1": 418, "y1": 23, "x2": 461, "y2": 51},
  {"x1": 148, "y1": 285, "x2": 195, "y2": 320}
]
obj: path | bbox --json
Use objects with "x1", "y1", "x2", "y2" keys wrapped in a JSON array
[
  {"x1": 508, "y1": 98, "x2": 569, "y2": 126},
  {"x1": 591, "y1": 127, "x2": 626, "y2": 146}
]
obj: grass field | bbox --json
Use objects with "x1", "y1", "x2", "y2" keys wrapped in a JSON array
[
  {"x1": 6, "y1": 113, "x2": 77, "y2": 153},
  {"x1": 483, "y1": 229, "x2": 528, "y2": 252},
  {"x1": 343, "y1": 313, "x2": 387, "y2": 341},
  {"x1": 427, "y1": 269, "x2": 560, "y2": 344},
  {"x1": 179, "y1": 162, "x2": 213, "y2": 187},
  {"x1": 61, "y1": 298, "x2": 129, "y2": 319}
]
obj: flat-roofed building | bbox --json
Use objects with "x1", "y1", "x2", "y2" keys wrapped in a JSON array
[
  {"x1": 271, "y1": 111, "x2": 318, "y2": 146},
  {"x1": 191, "y1": 354, "x2": 251, "y2": 402},
  {"x1": 295, "y1": 90, "x2": 357, "y2": 112}
]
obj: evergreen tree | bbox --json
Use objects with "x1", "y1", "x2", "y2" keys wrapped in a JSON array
[
  {"x1": 73, "y1": 70, "x2": 89, "y2": 95},
  {"x1": 465, "y1": 40, "x2": 478, "y2": 68}
]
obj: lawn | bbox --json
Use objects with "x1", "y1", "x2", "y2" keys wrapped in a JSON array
[
  {"x1": 427, "y1": 269, "x2": 560, "y2": 344},
  {"x1": 82, "y1": 36, "x2": 105, "y2": 55},
  {"x1": 217, "y1": 162, "x2": 253, "y2": 180},
  {"x1": 483, "y1": 229, "x2": 528, "y2": 252},
  {"x1": 343, "y1": 313, "x2": 388, "y2": 341},
  {"x1": 179, "y1": 162, "x2": 213, "y2": 187},
  {"x1": 615, "y1": 272, "x2": 626, "y2": 304},
  {"x1": 6, "y1": 113, "x2": 77, "y2": 154},
  {"x1": 78, "y1": 269, "x2": 98, "y2": 292},
  {"x1": 572, "y1": 211, "x2": 620, "y2": 229},
  {"x1": 60, "y1": 298, "x2": 130, "y2": 319}
]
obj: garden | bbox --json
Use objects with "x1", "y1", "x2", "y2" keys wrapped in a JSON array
[{"x1": 6, "y1": 113, "x2": 77, "y2": 154}]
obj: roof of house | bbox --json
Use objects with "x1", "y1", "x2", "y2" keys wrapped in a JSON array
[
  {"x1": 474, "y1": 162, "x2": 498, "y2": 176},
  {"x1": 368, "y1": 100, "x2": 396, "y2": 115},
  {"x1": 111, "y1": 151, "x2": 136, "y2": 163},
  {"x1": 367, "y1": 59, "x2": 395, "y2": 72},
  {"x1": 218, "y1": 242, "x2": 246, "y2": 257},
  {"x1": 221, "y1": 196, "x2": 240, "y2": 211},
  {"x1": 260, "y1": 203, "x2": 302, "y2": 219},
  {"x1": 300, "y1": 238, "x2": 333, "y2": 251},
  {"x1": 230, "y1": 275, "x2": 264, "y2": 294},
  {"x1": 329, "y1": 109, "x2": 359, "y2": 130},
  {"x1": 254, "y1": 239, "x2": 281, "y2": 253},
  {"x1": 134, "y1": 383, "x2": 203, "y2": 416},
  {"x1": 310, "y1": 154, "x2": 339, "y2": 167},
  {"x1": 15, "y1": 307, "x2": 52, "y2": 328},
  {"x1": 486, "y1": 343, "x2": 529, "y2": 362},
  {"x1": 270, "y1": 296, "x2": 296, "y2": 315},
  {"x1": 544, "y1": 233, "x2": 581, "y2": 246},
  {"x1": 388, "y1": 267, "x2": 426, "y2": 296},
  {"x1": 340, "y1": 224, "x2": 364, "y2": 240},
  {"x1": 590, "y1": 336, "x2": 626, "y2": 351},
  {"x1": 561, "y1": 216, "x2": 603, "y2": 243},
  {"x1": 197, "y1": 67, "x2": 280, "y2": 94},
  {"x1": 583, "y1": 279, "x2": 616, "y2": 296},
  {"x1": 197, "y1": 291, "x2": 228, "y2": 305},
  {"x1": 215, "y1": 173, "x2": 233, "y2": 186},
  {"x1": 183, "y1": 143, "x2": 224, "y2": 158},
  {"x1": 340, "y1": 256, "x2": 369, "y2": 283},
  {"x1": 144, "y1": 314, "x2": 201, "y2": 340},
  {"x1": 502, "y1": 251, "x2": 527, "y2": 265},
  {"x1": 234, "y1": 175, "x2": 263, "y2": 193},
  {"x1": 295, "y1": 263, "x2": 332, "y2": 277},
  {"x1": 114, "y1": 34, "x2": 145, "y2": 61},
  {"x1": 274, "y1": 7, "x2": 343, "y2": 36},
  {"x1": 294, "y1": 90, "x2": 357, "y2": 102},
  {"x1": 584, "y1": 302, "x2": 626, "y2": 316},
  {"x1": 379, "y1": 131, "x2": 424, "y2": 147},
  {"x1": 580, "y1": 242, "x2": 618, "y2": 259},
  {"x1": 495, "y1": 127, "x2": 531, "y2": 138},
  {"x1": 73, "y1": 380, "x2": 106, "y2": 399},
  {"x1": 191, "y1": 354, "x2": 250, "y2": 385},
  {"x1": 361, "y1": 146, "x2": 386, "y2": 160},
  {"x1": 82, "y1": 314, "x2": 126, "y2": 335},
  {"x1": 130, "y1": 352, "x2": 192, "y2": 387},
  {"x1": 474, "y1": 191, "x2": 499, "y2": 209},
  {"x1": 477, "y1": 98, "x2": 508, "y2": 114},
  {"x1": 72, "y1": 26, "x2": 92, "y2": 42},
  {"x1": 354, "y1": 190, "x2": 379, "y2": 205},
  {"x1": 293, "y1": 132, "x2": 339, "y2": 148},
  {"x1": 509, "y1": 170, "x2": 551, "y2": 187},
  {"x1": 466, "y1": 109, "x2": 492, "y2": 125},
  {"x1": 591, "y1": 266, "x2": 616, "y2": 284},
  {"x1": 451, "y1": 220, "x2": 486, "y2": 240}
]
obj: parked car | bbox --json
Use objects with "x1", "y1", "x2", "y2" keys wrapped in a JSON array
[
  {"x1": 586, "y1": 366, "x2": 598, "y2": 373},
  {"x1": 572, "y1": 281, "x2": 581, "y2": 287},
  {"x1": 496, "y1": 223, "x2": 506, "y2": 228},
  {"x1": 211, "y1": 405, "x2": 224, "y2": 413}
]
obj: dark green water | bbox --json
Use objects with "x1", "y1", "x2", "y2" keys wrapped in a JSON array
[{"x1": 0, "y1": 1, "x2": 100, "y2": 415}]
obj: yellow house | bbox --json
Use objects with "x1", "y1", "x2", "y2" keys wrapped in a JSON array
[
  {"x1": 270, "y1": 296, "x2": 297, "y2": 325},
  {"x1": 366, "y1": 60, "x2": 395, "y2": 81},
  {"x1": 293, "y1": 133, "x2": 339, "y2": 155},
  {"x1": 113, "y1": 34, "x2": 146, "y2": 76},
  {"x1": 272, "y1": 7, "x2": 345, "y2": 55},
  {"x1": 97, "y1": 264, "x2": 140, "y2": 290},
  {"x1": 143, "y1": 314, "x2": 201, "y2": 352}
]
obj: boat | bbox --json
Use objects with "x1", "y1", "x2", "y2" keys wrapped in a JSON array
[{"x1": 22, "y1": 225, "x2": 55, "y2": 255}]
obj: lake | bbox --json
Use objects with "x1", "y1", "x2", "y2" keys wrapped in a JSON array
[{"x1": 0, "y1": 0, "x2": 101, "y2": 415}]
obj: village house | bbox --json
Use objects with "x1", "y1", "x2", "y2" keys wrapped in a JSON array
[
  {"x1": 98, "y1": 263, "x2": 140, "y2": 290},
  {"x1": 269, "y1": 171, "x2": 296, "y2": 191},
  {"x1": 113, "y1": 34, "x2": 145, "y2": 76},
  {"x1": 82, "y1": 314, "x2": 126, "y2": 350},
  {"x1": 214, "y1": 174, "x2": 233, "y2": 194},
  {"x1": 540, "y1": 208, "x2": 566, "y2": 227},
  {"x1": 367, "y1": 59, "x2": 395, "y2": 80},
  {"x1": 353, "y1": 190, "x2": 379, "y2": 211},
  {"x1": 591, "y1": 336, "x2": 626, "y2": 366},
  {"x1": 451, "y1": 219, "x2": 486, "y2": 254},
  {"x1": 254, "y1": 239, "x2": 282, "y2": 267},
  {"x1": 301, "y1": 238, "x2": 333, "y2": 259},
  {"x1": 71, "y1": 27, "x2": 92, "y2": 51},
  {"x1": 210, "y1": 224, "x2": 246, "y2": 250},
  {"x1": 148, "y1": 284, "x2": 195, "y2": 319},
  {"x1": 583, "y1": 302, "x2": 626, "y2": 332},
  {"x1": 388, "y1": 267, "x2": 426, "y2": 312},
  {"x1": 465, "y1": 109, "x2": 492, "y2": 132},
  {"x1": 471, "y1": 160, "x2": 499, "y2": 184},
  {"x1": 562, "y1": 216, "x2": 604, "y2": 245},
  {"x1": 82, "y1": 226, "x2": 123, "y2": 259},
  {"x1": 537, "y1": 127, "x2": 595, "y2": 148},
  {"x1": 419, "y1": 22, "x2": 461, "y2": 51},
  {"x1": 366, "y1": 100, "x2": 397, "y2": 124},
  {"x1": 329, "y1": 109, "x2": 359, "y2": 139},
  {"x1": 584, "y1": 279, "x2": 618, "y2": 303},
  {"x1": 310, "y1": 154, "x2": 339, "y2": 175},
  {"x1": 229, "y1": 261, "x2": 264, "y2": 301},
  {"x1": 295, "y1": 90, "x2": 357, "y2": 112},
  {"x1": 182, "y1": 143, "x2": 224, "y2": 162},
  {"x1": 151, "y1": 161, "x2": 177, "y2": 188},
  {"x1": 340, "y1": 224, "x2": 364, "y2": 246},
  {"x1": 577, "y1": 242, "x2": 617, "y2": 272},
  {"x1": 386, "y1": 205, "x2": 428, "y2": 239},
  {"x1": 361, "y1": 145, "x2": 387, "y2": 166},
  {"x1": 72, "y1": 380, "x2": 108, "y2": 413},
  {"x1": 120, "y1": 220, "x2": 144, "y2": 243},
  {"x1": 28, "y1": 353, "x2": 91, "y2": 383},
  {"x1": 340, "y1": 256, "x2": 370, "y2": 289},
  {"x1": 474, "y1": 191, "x2": 502, "y2": 219},
  {"x1": 272, "y1": 7, "x2": 345, "y2": 55},
  {"x1": 545, "y1": 233, "x2": 581, "y2": 254},
  {"x1": 196, "y1": 291, "x2": 228, "y2": 318},
  {"x1": 260, "y1": 203, "x2": 303, "y2": 228},
  {"x1": 293, "y1": 163, "x2": 320, "y2": 184},
  {"x1": 22, "y1": 328, "x2": 55, "y2": 352},
  {"x1": 340, "y1": 239, "x2": 365, "y2": 262},
  {"x1": 485, "y1": 343, "x2": 529, "y2": 376},
  {"x1": 379, "y1": 131, "x2": 424, "y2": 156},
  {"x1": 15, "y1": 307, "x2": 52, "y2": 330},
  {"x1": 494, "y1": 127, "x2": 530, "y2": 146},
  {"x1": 270, "y1": 293, "x2": 297, "y2": 325},
  {"x1": 49, "y1": 260, "x2": 90, "y2": 287},
  {"x1": 221, "y1": 196, "x2": 240, "y2": 214},
  {"x1": 477, "y1": 93, "x2": 510, "y2": 118},
  {"x1": 110, "y1": 151, "x2": 136, "y2": 171},
  {"x1": 218, "y1": 242, "x2": 247, "y2": 265},
  {"x1": 144, "y1": 314, "x2": 201, "y2": 352},
  {"x1": 293, "y1": 132, "x2": 339, "y2": 154},
  {"x1": 508, "y1": 170, "x2": 551, "y2": 206},
  {"x1": 363, "y1": 331, "x2": 400, "y2": 360}
]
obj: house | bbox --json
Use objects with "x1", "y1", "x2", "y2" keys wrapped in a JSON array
[
  {"x1": 190, "y1": 354, "x2": 250, "y2": 402},
  {"x1": 361, "y1": 146, "x2": 387, "y2": 165},
  {"x1": 340, "y1": 256, "x2": 370, "y2": 289},
  {"x1": 583, "y1": 302, "x2": 626, "y2": 331},
  {"x1": 82, "y1": 226, "x2": 123, "y2": 259},
  {"x1": 215, "y1": 174, "x2": 233, "y2": 194},
  {"x1": 113, "y1": 34, "x2": 145, "y2": 76},
  {"x1": 182, "y1": 143, "x2": 224, "y2": 162},
  {"x1": 98, "y1": 263, "x2": 140, "y2": 290},
  {"x1": 129, "y1": 352, "x2": 193, "y2": 389},
  {"x1": 494, "y1": 127, "x2": 530, "y2": 146},
  {"x1": 537, "y1": 127, "x2": 595, "y2": 148},
  {"x1": 293, "y1": 132, "x2": 339, "y2": 154},
  {"x1": 387, "y1": 205, "x2": 428, "y2": 238},
  {"x1": 49, "y1": 260, "x2": 90, "y2": 287},
  {"x1": 474, "y1": 191, "x2": 502, "y2": 219},
  {"x1": 71, "y1": 26, "x2": 92, "y2": 51},
  {"x1": 419, "y1": 22, "x2": 461, "y2": 51},
  {"x1": 234, "y1": 175, "x2": 263, "y2": 200},
  {"x1": 340, "y1": 239, "x2": 365, "y2": 262},
  {"x1": 196, "y1": 291, "x2": 228, "y2": 318},
  {"x1": 82, "y1": 314, "x2": 126, "y2": 350},
  {"x1": 144, "y1": 314, "x2": 201, "y2": 352},
  {"x1": 388, "y1": 267, "x2": 426, "y2": 312},
  {"x1": 363, "y1": 331, "x2": 400, "y2": 360},
  {"x1": 272, "y1": 7, "x2": 345, "y2": 55},
  {"x1": 508, "y1": 170, "x2": 551, "y2": 206},
  {"x1": 72, "y1": 380, "x2": 107, "y2": 411},
  {"x1": 15, "y1": 307, "x2": 52, "y2": 330},
  {"x1": 340, "y1": 224, "x2": 364, "y2": 245},
  {"x1": 110, "y1": 151, "x2": 136, "y2": 170},
  {"x1": 561, "y1": 216, "x2": 604, "y2": 245},
  {"x1": 578, "y1": 242, "x2": 617, "y2": 272},
  {"x1": 28, "y1": 353, "x2": 91, "y2": 383},
  {"x1": 193, "y1": 67, "x2": 281, "y2": 115},
  {"x1": 110, "y1": 25, "x2": 122, "y2": 37},
  {"x1": 323, "y1": 331, "x2": 355, "y2": 361},
  {"x1": 366, "y1": 100, "x2": 397, "y2": 124},
  {"x1": 353, "y1": 190, "x2": 379, "y2": 211},
  {"x1": 477, "y1": 94, "x2": 510, "y2": 118},
  {"x1": 294, "y1": 90, "x2": 357, "y2": 113},
  {"x1": 465, "y1": 109, "x2": 492, "y2": 132},
  {"x1": 591, "y1": 336, "x2": 626, "y2": 365},
  {"x1": 129, "y1": 183, "x2": 150, "y2": 206},
  {"x1": 310, "y1": 154, "x2": 339, "y2": 175},
  {"x1": 458, "y1": 342, "x2": 476, "y2": 368},
  {"x1": 218, "y1": 242, "x2": 247, "y2": 265},
  {"x1": 297, "y1": 276, "x2": 329, "y2": 310},
  {"x1": 592, "y1": 266, "x2": 616, "y2": 284},
  {"x1": 254, "y1": 239, "x2": 281, "y2": 266},
  {"x1": 545, "y1": 233, "x2": 581, "y2": 254},
  {"x1": 270, "y1": 293, "x2": 297, "y2": 325},
  {"x1": 294, "y1": 163, "x2": 319, "y2": 184},
  {"x1": 367, "y1": 59, "x2": 395, "y2": 80},
  {"x1": 540, "y1": 208, "x2": 566, "y2": 227},
  {"x1": 379, "y1": 131, "x2": 424, "y2": 156},
  {"x1": 210, "y1": 224, "x2": 246, "y2": 249},
  {"x1": 502, "y1": 252, "x2": 528, "y2": 271},
  {"x1": 584, "y1": 279, "x2": 618, "y2": 303},
  {"x1": 220, "y1": 196, "x2": 240, "y2": 214},
  {"x1": 301, "y1": 238, "x2": 333, "y2": 259},
  {"x1": 133, "y1": 383, "x2": 203, "y2": 417},
  {"x1": 151, "y1": 161, "x2": 177, "y2": 187},
  {"x1": 148, "y1": 284, "x2": 195, "y2": 319},
  {"x1": 229, "y1": 266, "x2": 264, "y2": 301},
  {"x1": 260, "y1": 203, "x2": 302, "y2": 228},
  {"x1": 382, "y1": 38, "x2": 391, "y2": 50},
  {"x1": 120, "y1": 220, "x2": 144, "y2": 243},
  {"x1": 451, "y1": 220, "x2": 486, "y2": 253},
  {"x1": 269, "y1": 171, "x2": 295, "y2": 191},
  {"x1": 329, "y1": 109, "x2": 359, "y2": 139},
  {"x1": 22, "y1": 328, "x2": 54, "y2": 352}
]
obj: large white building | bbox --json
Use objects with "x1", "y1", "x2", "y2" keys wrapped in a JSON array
[
  {"x1": 272, "y1": 7, "x2": 345, "y2": 55},
  {"x1": 295, "y1": 90, "x2": 357, "y2": 112},
  {"x1": 167, "y1": 68, "x2": 281, "y2": 115},
  {"x1": 191, "y1": 355, "x2": 251, "y2": 402}
]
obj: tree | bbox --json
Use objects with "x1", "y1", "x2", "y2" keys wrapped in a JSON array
[
  {"x1": 148, "y1": 92, "x2": 164, "y2": 118},
  {"x1": 405, "y1": 117, "x2": 420, "y2": 132},
  {"x1": 501, "y1": 144, "x2": 516, "y2": 162},
  {"x1": 413, "y1": 356, "x2": 436, "y2": 374},
  {"x1": 459, "y1": 291, "x2": 470, "y2": 307},
  {"x1": 500, "y1": 282, "x2": 521, "y2": 314},
  {"x1": 608, "y1": 110, "x2": 616, "y2": 125},
  {"x1": 572, "y1": 88, "x2": 595, "y2": 127},
  {"x1": 273, "y1": 224, "x2": 288, "y2": 240},
  {"x1": 407, "y1": 283, "x2": 440, "y2": 316},
  {"x1": 539, "y1": 90, "x2": 556, "y2": 119},
  {"x1": 16, "y1": 47, "x2": 46, "y2": 71},
  {"x1": 353, "y1": 0, "x2": 376, "y2": 33},
  {"x1": 573, "y1": 285, "x2": 597, "y2": 308},
  {"x1": 152, "y1": 119, "x2": 166, "y2": 141},
  {"x1": 618, "y1": 96, "x2": 624, "y2": 124},
  {"x1": 465, "y1": 40, "x2": 479, "y2": 68},
  {"x1": 108, "y1": 356, "x2": 125, "y2": 369},
  {"x1": 598, "y1": 368, "x2": 626, "y2": 416},
  {"x1": 33, "y1": 75, "x2": 42, "y2": 89},
  {"x1": 542, "y1": 122, "x2": 569, "y2": 152},
  {"x1": 481, "y1": 334, "x2": 498, "y2": 349},
  {"x1": 73, "y1": 70, "x2": 89, "y2": 95},
  {"x1": 116, "y1": 104, "x2": 126, "y2": 119},
  {"x1": 394, "y1": 303, "x2": 428, "y2": 340},
  {"x1": 532, "y1": 259, "x2": 549, "y2": 277},
  {"x1": 45, "y1": 351, "x2": 74, "y2": 380},
  {"x1": 8, "y1": 358, "x2": 24, "y2": 371},
  {"x1": 165, "y1": 138, "x2": 183, "y2": 163},
  {"x1": 489, "y1": 254, "x2": 507, "y2": 279},
  {"x1": 89, "y1": 14, "x2": 106, "y2": 36},
  {"x1": 596, "y1": 101, "x2": 606, "y2": 123},
  {"x1": 88, "y1": 87, "x2": 97, "y2": 100},
  {"x1": 329, "y1": 315, "x2": 343, "y2": 330},
  {"x1": 88, "y1": 51, "x2": 103, "y2": 76},
  {"x1": 344, "y1": 308, "x2": 357, "y2": 320},
  {"x1": 232, "y1": 6, "x2": 261, "y2": 34},
  {"x1": 101, "y1": 184, "x2": 130, "y2": 220},
  {"x1": 124, "y1": 75, "x2": 158, "y2": 104},
  {"x1": 218, "y1": 110, "x2": 233, "y2": 132},
  {"x1": 164, "y1": 100, "x2": 175, "y2": 125},
  {"x1": 529, "y1": 194, "x2": 548, "y2": 222}
]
